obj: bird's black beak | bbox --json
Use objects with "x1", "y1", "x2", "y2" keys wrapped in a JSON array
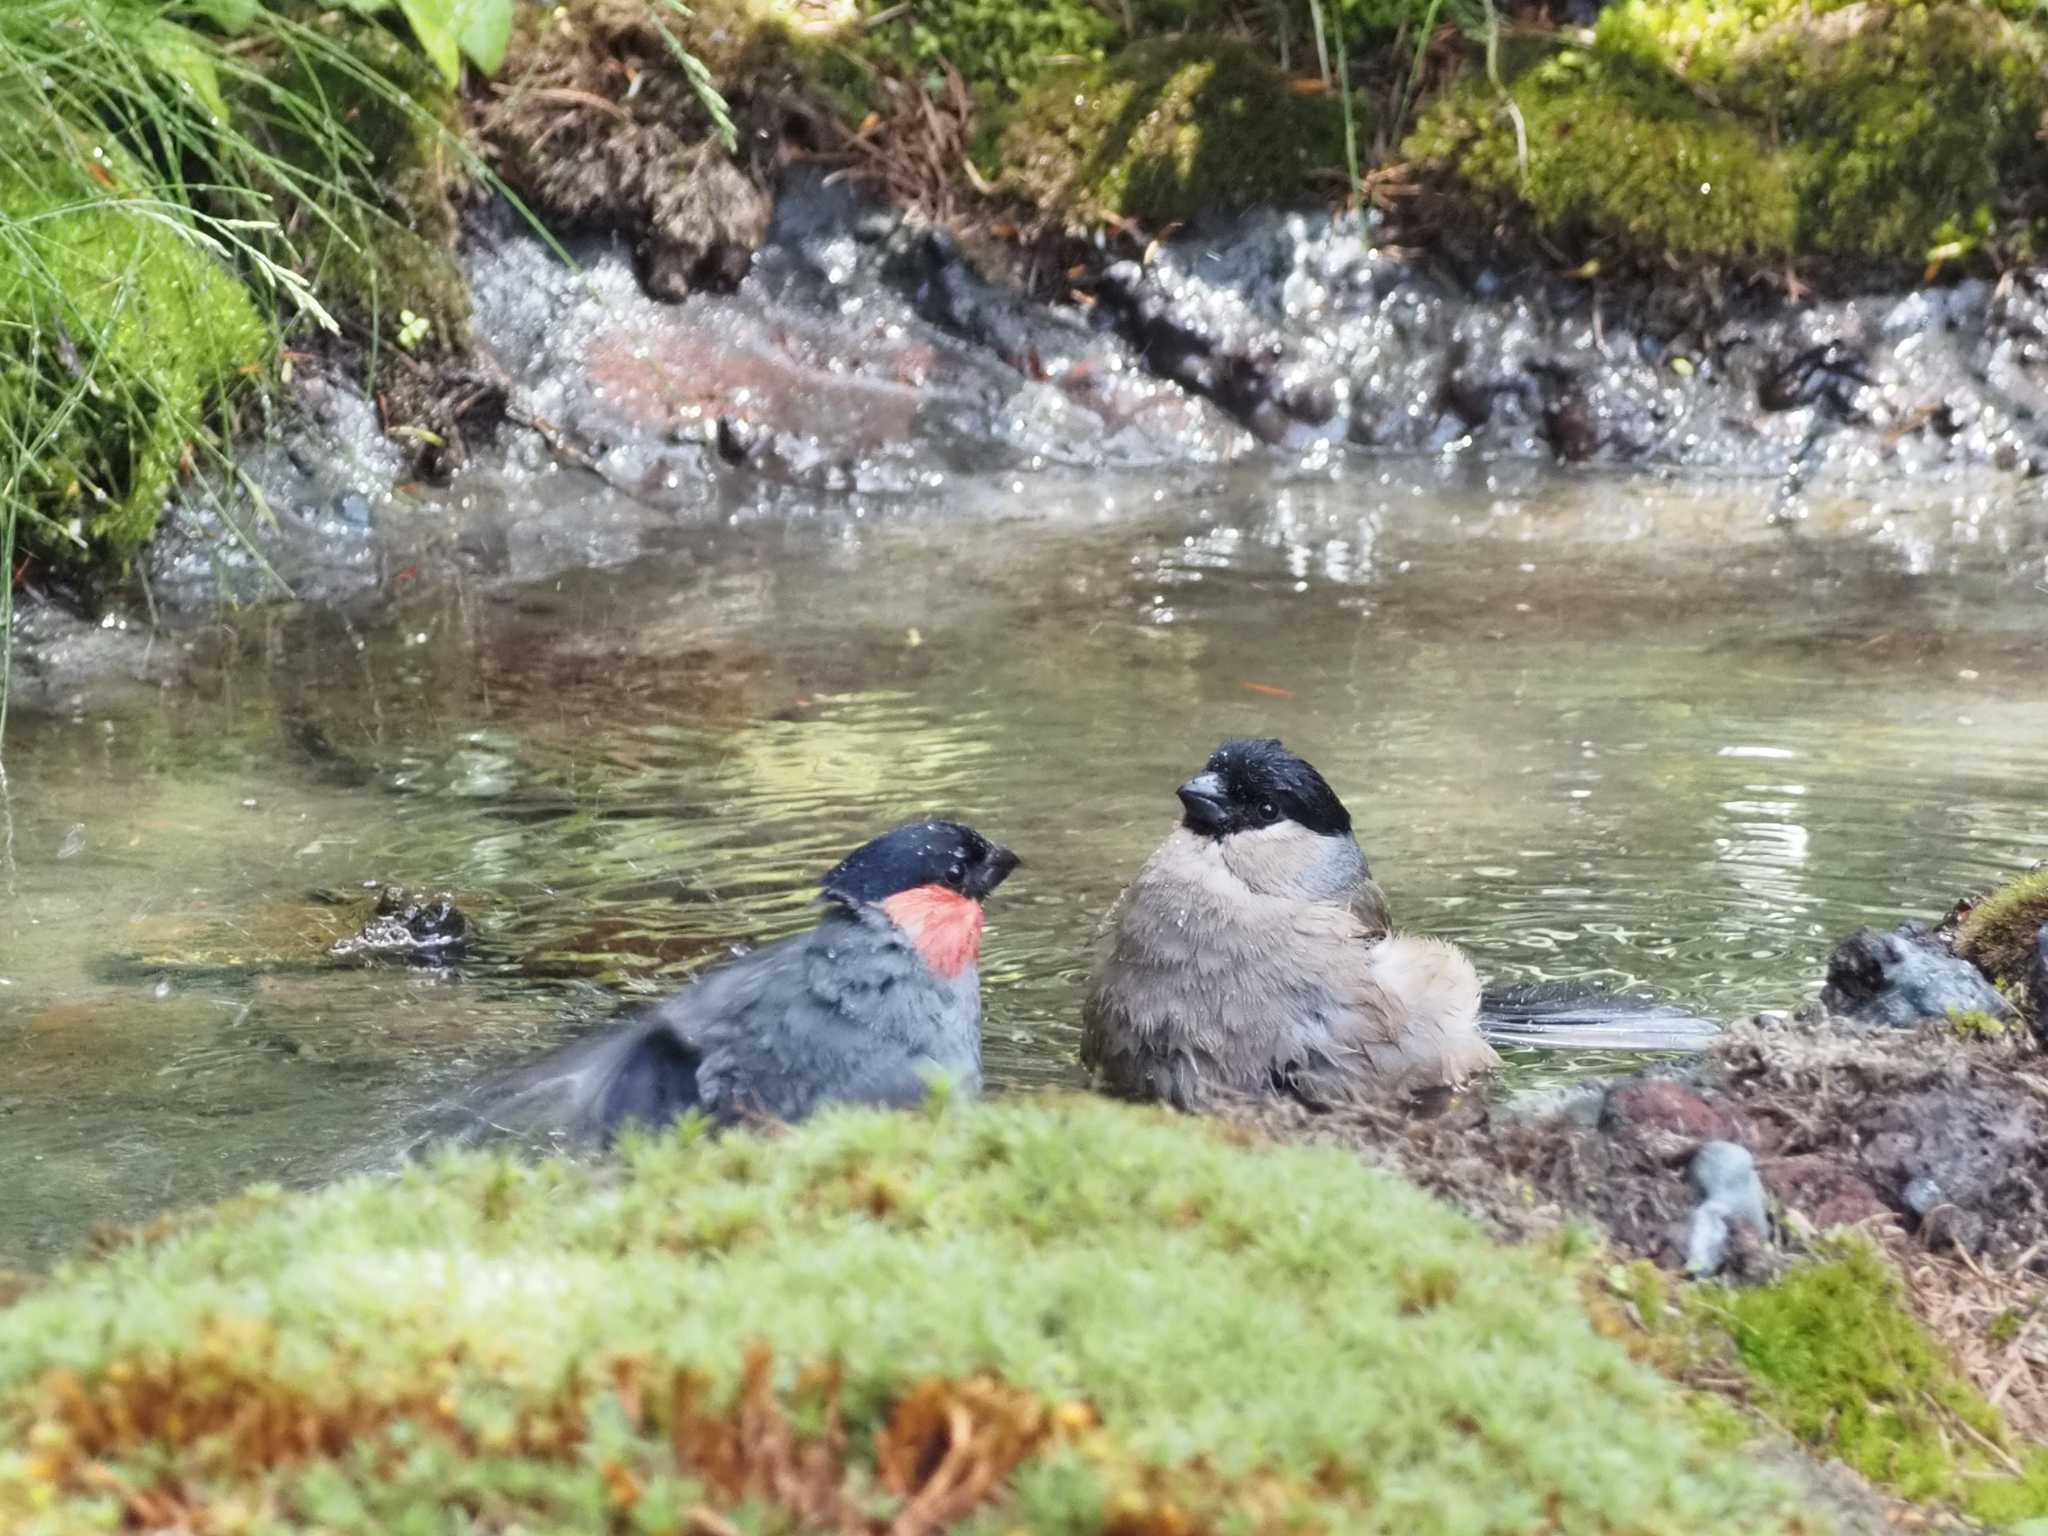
[
  {"x1": 1176, "y1": 772, "x2": 1231, "y2": 837},
  {"x1": 969, "y1": 844, "x2": 1021, "y2": 901}
]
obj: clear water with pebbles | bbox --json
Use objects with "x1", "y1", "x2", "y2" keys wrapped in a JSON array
[{"x1": 3, "y1": 459, "x2": 2046, "y2": 1266}]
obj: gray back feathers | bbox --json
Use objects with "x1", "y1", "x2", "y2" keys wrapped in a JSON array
[{"x1": 434, "y1": 904, "x2": 982, "y2": 1150}]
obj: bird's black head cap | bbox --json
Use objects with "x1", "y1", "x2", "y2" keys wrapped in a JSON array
[
  {"x1": 1176, "y1": 738, "x2": 1353, "y2": 839},
  {"x1": 821, "y1": 820, "x2": 1020, "y2": 906}
]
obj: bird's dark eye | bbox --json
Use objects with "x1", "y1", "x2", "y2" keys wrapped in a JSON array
[
  {"x1": 946, "y1": 861, "x2": 966, "y2": 887},
  {"x1": 1259, "y1": 801, "x2": 1279, "y2": 823}
]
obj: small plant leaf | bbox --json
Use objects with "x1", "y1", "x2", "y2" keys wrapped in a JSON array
[
  {"x1": 456, "y1": 0, "x2": 514, "y2": 76},
  {"x1": 175, "y1": 0, "x2": 262, "y2": 33},
  {"x1": 140, "y1": 21, "x2": 233, "y2": 126},
  {"x1": 396, "y1": 0, "x2": 463, "y2": 83}
]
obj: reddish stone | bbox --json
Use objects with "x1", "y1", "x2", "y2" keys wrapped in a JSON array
[
  {"x1": 1599, "y1": 1078, "x2": 1750, "y2": 1148},
  {"x1": 1758, "y1": 1154, "x2": 1892, "y2": 1230}
]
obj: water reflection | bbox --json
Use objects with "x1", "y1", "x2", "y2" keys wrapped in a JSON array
[{"x1": 3, "y1": 461, "x2": 2047, "y2": 1265}]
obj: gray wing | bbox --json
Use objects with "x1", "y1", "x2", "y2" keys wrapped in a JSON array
[
  {"x1": 682, "y1": 912, "x2": 967, "y2": 1124},
  {"x1": 417, "y1": 1007, "x2": 708, "y2": 1152},
  {"x1": 422, "y1": 914, "x2": 961, "y2": 1151}
]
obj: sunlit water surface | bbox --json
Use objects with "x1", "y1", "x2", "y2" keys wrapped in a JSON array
[{"x1": 4, "y1": 460, "x2": 2046, "y2": 1266}]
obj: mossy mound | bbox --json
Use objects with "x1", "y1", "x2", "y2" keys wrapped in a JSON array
[
  {"x1": 1959, "y1": 866, "x2": 2048, "y2": 989},
  {"x1": 1406, "y1": 47, "x2": 1799, "y2": 263},
  {"x1": 0, "y1": 1097, "x2": 1815, "y2": 1532},
  {"x1": 0, "y1": 131, "x2": 268, "y2": 567},
  {"x1": 1408, "y1": 0, "x2": 2048, "y2": 276},
  {"x1": 993, "y1": 37, "x2": 1350, "y2": 231},
  {"x1": 1606, "y1": 1241, "x2": 2048, "y2": 1523}
]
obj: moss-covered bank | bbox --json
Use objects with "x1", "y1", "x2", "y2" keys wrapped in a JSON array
[
  {"x1": 1603, "y1": 1242, "x2": 2048, "y2": 1524},
  {"x1": 15, "y1": 0, "x2": 2048, "y2": 579},
  {"x1": 10, "y1": 1094, "x2": 2048, "y2": 1529},
  {"x1": 0, "y1": 1097, "x2": 1818, "y2": 1533},
  {"x1": 0, "y1": 0, "x2": 475, "y2": 574},
  {"x1": 1959, "y1": 866, "x2": 2048, "y2": 999},
  {"x1": 0, "y1": 130, "x2": 269, "y2": 566},
  {"x1": 990, "y1": 37, "x2": 1349, "y2": 230},
  {"x1": 1408, "y1": 0, "x2": 2048, "y2": 274}
]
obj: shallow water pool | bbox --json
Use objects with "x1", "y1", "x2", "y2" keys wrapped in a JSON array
[{"x1": 4, "y1": 457, "x2": 2045, "y2": 1266}]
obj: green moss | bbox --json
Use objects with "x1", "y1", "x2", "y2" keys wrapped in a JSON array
[
  {"x1": 859, "y1": 0, "x2": 1122, "y2": 99},
  {"x1": 1944, "y1": 1006, "x2": 2009, "y2": 1039},
  {"x1": 1717, "y1": 2, "x2": 2045, "y2": 264},
  {"x1": 1408, "y1": 0, "x2": 2048, "y2": 274},
  {"x1": 1603, "y1": 1240, "x2": 2048, "y2": 1521},
  {"x1": 1959, "y1": 867, "x2": 2048, "y2": 987},
  {"x1": 856, "y1": 0, "x2": 1479, "y2": 99},
  {"x1": 1683, "y1": 1242, "x2": 2048, "y2": 1520},
  {"x1": 0, "y1": 1097, "x2": 1812, "y2": 1532},
  {"x1": 994, "y1": 37, "x2": 1349, "y2": 230},
  {"x1": 1407, "y1": 48, "x2": 1799, "y2": 263},
  {"x1": 0, "y1": 130, "x2": 268, "y2": 565}
]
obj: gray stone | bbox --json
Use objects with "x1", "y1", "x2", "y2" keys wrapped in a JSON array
[
  {"x1": 1685, "y1": 1140, "x2": 1770, "y2": 1278},
  {"x1": 1819, "y1": 921, "x2": 2012, "y2": 1029}
]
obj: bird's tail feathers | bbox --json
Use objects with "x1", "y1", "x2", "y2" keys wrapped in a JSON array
[
  {"x1": 1360, "y1": 933, "x2": 1500, "y2": 1088},
  {"x1": 416, "y1": 1018, "x2": 705, "y2": 1153},
  {"x1": 1479, "y1": 979, "x2": 1721, "y2": 1052}
]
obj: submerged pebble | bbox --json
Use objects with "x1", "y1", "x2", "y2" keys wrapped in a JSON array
[{"x1": 328, "y1": 887, "x2": 473, "y2": 965}]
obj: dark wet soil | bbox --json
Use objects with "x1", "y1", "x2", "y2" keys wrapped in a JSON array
[{"x1": 1234, "y1": 1012, "x2": 2048, "y2": 1279}]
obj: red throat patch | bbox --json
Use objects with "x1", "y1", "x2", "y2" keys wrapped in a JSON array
[{"x1": 879, "y1": 884, "x2": 985, "y2": 979}]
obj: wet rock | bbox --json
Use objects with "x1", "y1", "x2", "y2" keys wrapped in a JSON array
[
  {"x1": 463, "y1": 174, "x2": 1249, "y2": 504},
  {"x1": 328, "y1": 887, "x2": 473, "y2": 965},
  {"x1": 1758, "y1": 340, "x2": 1874, "y2": 417},
  {"x1": 1818, "y1": 921, "x2": 2012, "y2": 1029},
  {"x1": 2029, "y1": 924, "x2": 2048, "y2": 1045},
  {"x1": 146, "y1": 360, "x2": 404, "y2": 613},
  {"x1": 1685, "y1": 1141, "x2": 1770, "y2": 1277},
  {"x1": 0, "y1": 595, "x2": 187, "y2": 715},
  {"x1": 1059, "y1": 211, "x2": 2048, "y2": 478},
  {"x1": 23, "y1": 136, "x2": 2047, "y2": 696},
  {"x1": 1900, "y1": 1176, "x2": 1945, "y2": 1219}
]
